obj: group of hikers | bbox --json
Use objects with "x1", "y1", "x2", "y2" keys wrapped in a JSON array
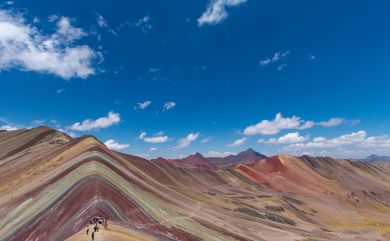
[{"x1": 86, "y1": 215, "x2": 108, "y2": 240}]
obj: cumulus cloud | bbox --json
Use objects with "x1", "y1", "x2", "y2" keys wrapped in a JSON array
[
  {"x1": 244, "y1": 113, "x2": 304, "y2": 135},
  {"x1": 198, "y1": 0, "x2": 247, "y2": 26},
  {"x1": 135, "y1": 100, "x2": 151, "y2": 110},
  {"x1": 227, "y1": 137, "x2": 247, "y2": 147},
  {"x1": 258, "y1": 132, "x2": 308, "y2": 145},
  {"x1": 0, "y1": 125, "x2": 18, "y2": 131},
  {"x1": 163, "y1": 101, "x2": 176, "y2": 111},
  {"x1": 139, "y1": 132, "x2": 169, "y2": 143},
  {"x1": 206, "y1": 150, "x2": 236, "y2": 158},
  {"x1": 0, "y1": 9, "x2": 99, "y2": 79},
  {"x1": 69, "y1": 111, "x2": 120, "y2": 131},
  {"x1": 280, "y1": 130, "x2": 390, "y2": 158},
  {"x1": 297, "y1": 121, "x2": 315, "y2": 130},
  {"x1": 317, "y1": 118, "x2": 345, "y2": 127},
  {"x1": 176, "y1": 132, "x2": 200, "y2": 149},
  {"x1": 244, "y1": 113, "x2": 347, "y2": 136},
  {"x1": 104, "y1": 139, "x2": 129, "y2": 150},
  {"x1": 283, "y1": 131, "x2": 367, "y2": 151},
  {"x1": 359, "y1": 135, "x2": 390, "y2": 148}
]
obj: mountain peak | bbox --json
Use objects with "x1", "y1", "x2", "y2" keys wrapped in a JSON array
[
  {"x1": 245, "y1": 148, "x2": 256, "y2": 153},
  {"x1": 238, "y1": 148, "x2": 266, "y2": 158},
  {"x1": 364, "y1": 154, "x2": 390, "y2": 162},
  {"x1": 192, "y1": 152, "x2": 204, "y2": 158},
  {"x1": 207, "y1": 148, "x2": 267, "y2": 167}
]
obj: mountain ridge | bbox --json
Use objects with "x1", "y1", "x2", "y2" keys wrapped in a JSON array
[
  {"x1": 363, "y1": 154, "x2": 390, "y2": 162},
  {"x1": 207, "y1": 148, "x2": 267, "y2": 167},
  {"x1": 1, "y1": 126, "x2": 389, "y2": 241}
]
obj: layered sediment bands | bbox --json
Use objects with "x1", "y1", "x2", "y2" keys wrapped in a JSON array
[
  {"x1": 1, "y1": 127, "x2": 390, "y2": 241},
  {"x1": 8, "y1": 175, "x2": 199, "y2": 241}
]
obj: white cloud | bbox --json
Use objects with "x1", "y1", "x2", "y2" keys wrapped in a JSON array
[
  {"x1": 31, "y1": 119, "x2": 46, "y2": 125},
  {"x1": 201, "y1": 137, "x2": 211, "y2": 143},
  {"x1": 69, "y1": 111, "x2": 120, "y2": 131},
  {"x1": 47, "y1": 15, "x2": 59, "y2": 22},
  {"x1": 104, "y1": 139, "x2": 129, "y2": 150},
  {"x1": 358, "y1": 135, "x2": 390, "y2": 149},
  {"x1": 150, "y1": 147, "x2": 157, "y2": 151},
  {"x1": 95, "y1": 13, "x2": 108, "y2": 28},
  {"x1": 139, "y1": 132, "x2": 169, "y2": 143},
  {"x1": 134, "y1": 15, "x2": 152, "y2": 33},
  {"x1": 198, "y1": 0, "x2": 247, "y2": 26},
  {"x1": 259, "y1": 132, "x2": 308, "y2": 145},
  {"x1": 260, "y1": 51, "x2": 290, "y2": 66},
  {"x1": 57, "y1": 128, "x2": 76, "y2": 138},
  {"x1": 0, "y1": 9, "x2": 99, "y2": 79},
  {"x1": 244, "y1": 113, "x2": 304, "y2": 135},
  {"x1": 297, "y1": 121, "x2": 315, "y2": 130},
  {"x1": 227, "y1": 137, "x2": 247, "y2": 147},
  {"x1": 277, "y1": 63, "x2": 287, "y2": 71},
  {"x1": 284, "y1": 131, "x2": 367, "y2": 150},
  {"x1": 55, "y1": 16, "x2": 85, "y2": 43},
  {"x1": 1, "y1": 1, "x2": 14, "y2": 6},
  {"x1": 0, "y1": 125, "x2": 18, "y2": 131},
  {"x1": 244, "y1": 113, "x2": 346, "y2": 136},
  {"x1": 206, "y1": 150, "x2": 236, "y2": 158},
  {"x1": 176, "y1": 132, "x2": 200, "y2": 149},
  {"x1": 148, "y1": 67, "x2": 160, "y2": 73},
  {"x1": 117, "y1": 15, "x2": 152, "y2": 34},
  {"x1": 163, "y1": 101, "x2": 176, "y2": 111},
  {"x1": 139, "y1": 132, "x2": 146, "y2": 139},
  {"x1": 135, "y1": 100, "x2": 151, "y2": 110},
  {"x1": 280, "y1": 130, "x2": 390, "y2": 158},
  {"x1": 93, "y1": 11, "x2": 117, "y2": 36},
  {"x1": 56, "y1": 88, "x2": 65, "y2": 94},
  {"x1": 317, "y1": 118, "x2": 344, "y2": 127}
]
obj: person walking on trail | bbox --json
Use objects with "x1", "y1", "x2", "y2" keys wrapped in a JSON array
[
  {"x1": 86, "y1": 226, "x2": 89, "y2": 235},
  {"x1": 91, "y1": 231, "x2": 95, "y2": 241}
]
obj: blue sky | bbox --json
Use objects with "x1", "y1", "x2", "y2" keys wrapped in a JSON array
[{"x1": 1, "y1": 0, "x2": 390, "y2": 159}]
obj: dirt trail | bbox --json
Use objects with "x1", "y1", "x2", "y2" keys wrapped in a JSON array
[{"x1": 66, "y1": 224, "x2": 157, "y2": 241}]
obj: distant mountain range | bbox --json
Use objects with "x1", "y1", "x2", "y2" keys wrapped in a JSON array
[
  {"x1": 207, "y1": 148, "x2": 267, "y2": 167},
  {"x1": 153, "y1": 152, "x2": 217, "y2": 170},
  {"x1": 152, "y1": 148, "x2": 266, "y2": 170},
  {"x1": 362, "y1": 154, "x2": 390, "y2": 162}
]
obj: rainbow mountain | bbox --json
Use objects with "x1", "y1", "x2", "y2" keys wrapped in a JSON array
[{"x1": 0, "y1": 127, "x2": 389, "y2": 241}]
